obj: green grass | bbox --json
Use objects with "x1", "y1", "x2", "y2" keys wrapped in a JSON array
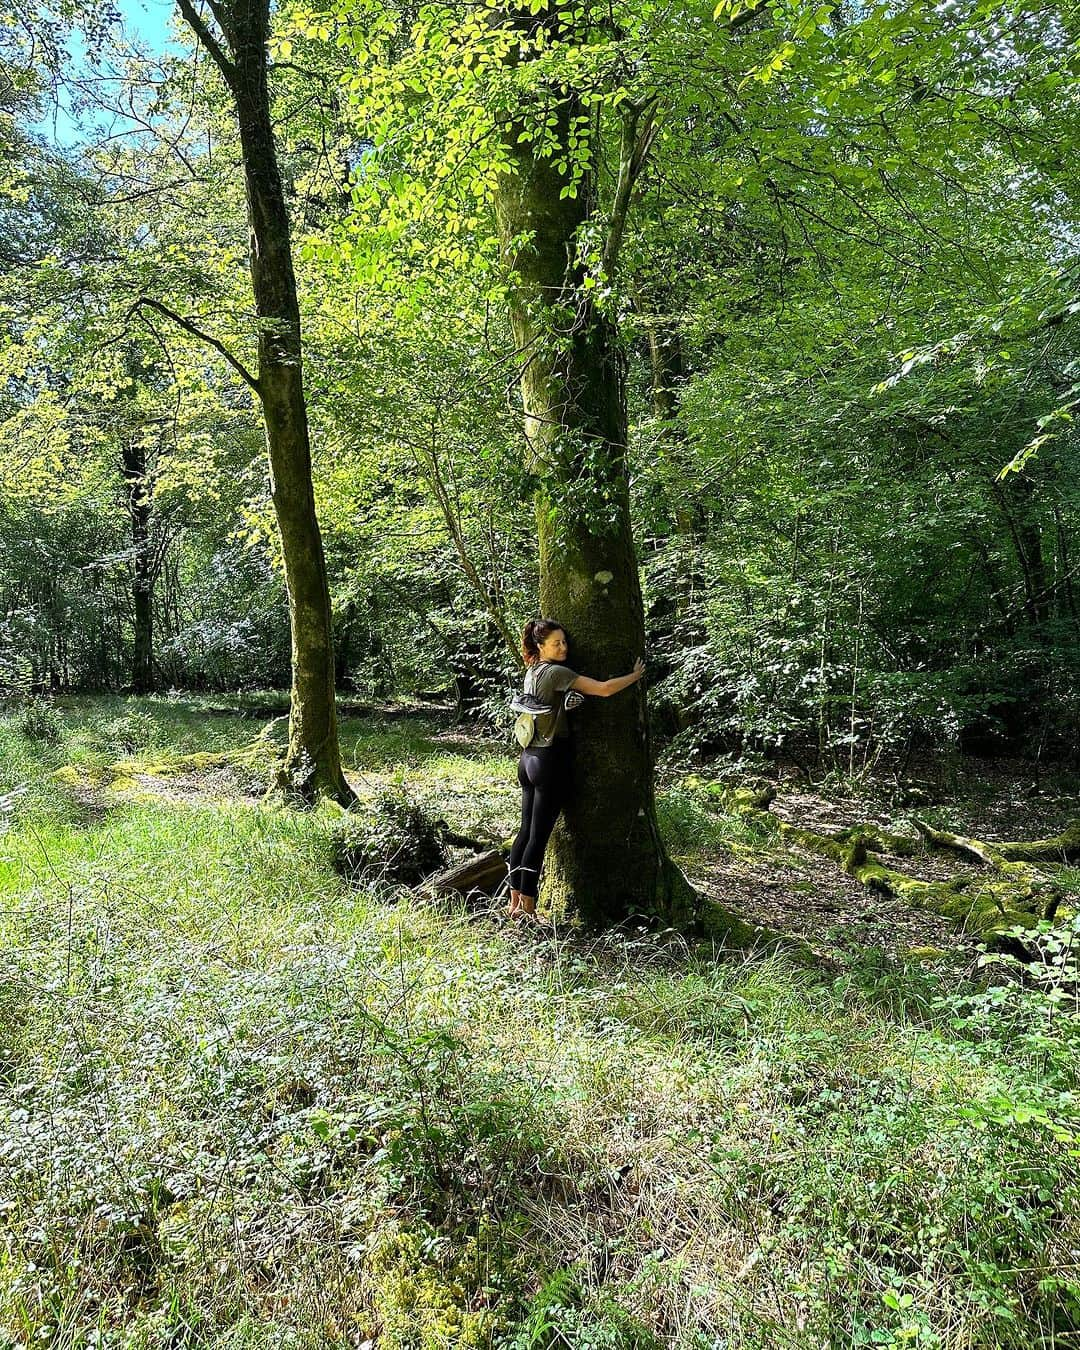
[
  {"x1": 0, "y1": 700, "x2": 1078, "y2": 1348},
  {"x1": 655, "y1": 781, "x2": 777, "y2": 864}
]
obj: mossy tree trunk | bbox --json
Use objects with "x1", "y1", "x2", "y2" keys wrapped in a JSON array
[
  {"x1": 175, "y1": 0, "x2": 352, "y2": 805},
  {"x1": 493, "y1": 48, "x2": 690, "y2": 926}
]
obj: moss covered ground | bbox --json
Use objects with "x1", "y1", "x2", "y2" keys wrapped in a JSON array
[{"x1": 1, "y1": 696, "x2": 1079, "y2": 1349}]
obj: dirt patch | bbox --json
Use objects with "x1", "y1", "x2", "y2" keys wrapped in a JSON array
[
  {"x1": 688, "y1": 846, "x2": 979, "y2": 967},
  {"x1": 120, "y1": 766, "x2": 399, "y2": 807}
]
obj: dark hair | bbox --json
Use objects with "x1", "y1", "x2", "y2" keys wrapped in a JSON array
[{"x1": 522, "y1": 617, "x2": 565, "y2": 666}]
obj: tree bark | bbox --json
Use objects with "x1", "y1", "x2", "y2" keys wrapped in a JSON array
[
  {"x1": 493, "y1": 53, "x2": 691, "y2": 927},
  {"x1": 175, "y1": 0, "x2": 352, "y2": 804},
  {"x1": 121, "y1": 434, "x2": 155, "y2": 694}
]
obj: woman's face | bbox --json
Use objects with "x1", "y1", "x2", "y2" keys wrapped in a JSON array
[{"x1": 537, "y1": 628, "x2": 568, "y2": 663}]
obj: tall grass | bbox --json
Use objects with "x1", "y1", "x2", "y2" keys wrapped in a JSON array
[{"x1": 0, "y1": 701, "x2": 1077, "y2": 1348}]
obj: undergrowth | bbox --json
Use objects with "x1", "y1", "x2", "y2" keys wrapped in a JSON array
[{"x1": 0, "y1": 700, "x2": 1077, "y2": 1348}]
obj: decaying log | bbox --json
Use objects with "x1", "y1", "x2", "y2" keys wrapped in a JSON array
[
  {"x1": 429, "y1": 849, "x2": 507, "y2": 897},
  {"x1": 785, "y1": 826, "x2": 1057, "y2": 936},
  {"x1": 911, "y1": 821, "x2": 999, "y2": 867},
  {"x1": 995, "y1": 824, "x2": 1080, "y2": 864},
  {"x1": 913, "y1": 817, "x2": 1080, "y2": 866}
]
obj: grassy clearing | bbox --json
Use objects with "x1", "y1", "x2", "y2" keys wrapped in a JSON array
[{"x1": 1, "y1": 700, "x2": 1078, "y2": 1348}]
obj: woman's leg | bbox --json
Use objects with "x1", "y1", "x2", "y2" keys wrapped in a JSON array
[
  {"x1": 515, "y1": 745, "x2": 571, "y2": 915},
  {"x1": 507, "y1": 756, "x2": 538, "y2": 915}
]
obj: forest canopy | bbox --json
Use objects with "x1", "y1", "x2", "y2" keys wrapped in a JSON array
[{"x1": 1, "y1": 0, "x2": 1078, "y2": 769}]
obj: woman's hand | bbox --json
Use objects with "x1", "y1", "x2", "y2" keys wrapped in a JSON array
[{"x1": 632, "y1": 657, "x2": 646, "y2": 681}]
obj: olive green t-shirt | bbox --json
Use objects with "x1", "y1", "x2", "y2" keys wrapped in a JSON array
[{"x1": 525, "y1": 662, "x2": 578, "y2": 745}]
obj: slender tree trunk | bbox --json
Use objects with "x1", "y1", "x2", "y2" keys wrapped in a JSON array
[
  {"x1": 637, "y1": 285, "x2": 706, "y2": 657},
  {"x1": 643, "y1": 292, "x2": 686, "y2": 429},
  {"x1": 991, "y1": 477, "x2": 1047, "y2": 632},
  {"x1": 1054, "y1": 506, "x2": 1079, "y2": 631},
  {"x1": 494, "y1": 79, "x2": 691, "y2": 927},
  {"x1": 121, "y1": 435, "x2": 155, "y2": 694},
  {"x1": 176, "y1": 0, "x2": 352, "y2": 804}
]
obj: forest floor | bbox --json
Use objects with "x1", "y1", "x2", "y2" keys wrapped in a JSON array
[
  {"x1": 54, "y1": 694, "x2": 1078, "y2": 970},
  {"x1": 1, "y1": 694, "x2": 1078, "y2": 1350},
  {"x1": 689, "y1": 760, "x2": 1080, "y2": 970}
]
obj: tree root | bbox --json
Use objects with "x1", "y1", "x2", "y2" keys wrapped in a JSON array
[
  {"x1": 784, "y1": 825, "x2": 1058, "y2": 940},
  {"x1": 914, "y1": 818, "x2": 1080, "y2": 866},
  {"x1": 705, "y1": 785, "x2": 1069, "y2": 946}
]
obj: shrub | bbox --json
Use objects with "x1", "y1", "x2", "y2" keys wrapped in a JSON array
[
  {"x1": 15, "y1": 699, "x2": 62, "y2": 745},
  {"x1": 101, "y1": 708, "x2": 159, "y2": 756},
  {"x1": 331, "y1": 791, "x2": 447, "y2": 886}
]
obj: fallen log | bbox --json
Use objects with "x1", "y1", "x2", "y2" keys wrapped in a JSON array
[
  {"x1": 913, "y1": 817, "x2": 1080, "y2": 866},
  {"x1": 996, "y1": 822, "x2": 1080, "y2": 864},
  {"x1": 433, "y1": 821, "x2": 492, "y2": 853},
  {"x1": 429, "y1": 849, "x2": 507, "y2": 897},
  {"x1": 911, "y1": 821, "x2": 999, "y2": 867}
]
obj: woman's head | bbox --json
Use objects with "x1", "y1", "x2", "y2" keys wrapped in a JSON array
[{"x1": 522, "y1": 618, "x2": 568, "y2": 666}]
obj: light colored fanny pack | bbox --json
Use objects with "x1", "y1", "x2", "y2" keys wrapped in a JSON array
[{"x1": 511, "y1": 692, "x2": 552, "y2": 748}]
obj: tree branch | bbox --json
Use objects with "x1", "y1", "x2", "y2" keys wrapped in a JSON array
[
  {"x1": 721, "y1": 0, "x2": 769, "y2": 32},
  {"x1": 175, "y1": 0, "x2": 237, "y2": 90},
  {"x1": 602, "y1": 97, "x2": 659, "y2": 279},
  {"x1": 204, "y1": 0, "x2": 232, "y2": 36},
  {"x1": 132, "y1": 297, "x2": 261, "y2": 394}
]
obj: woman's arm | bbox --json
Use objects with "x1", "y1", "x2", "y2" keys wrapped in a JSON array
[{"x1": 570, "y1": 658, "x2": 645, "y2": 698}]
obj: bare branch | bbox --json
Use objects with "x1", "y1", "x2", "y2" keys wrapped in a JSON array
[{"x1": 132, "y1": 297, "x2": 261, "y2": 394}]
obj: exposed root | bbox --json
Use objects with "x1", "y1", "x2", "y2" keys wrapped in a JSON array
[
  {"x1": 712, "y1": 789, "x2": 1067, "y2": 946},
  {"x1": 918, "y1": 819, "x2": 1080, "y2": 866}
]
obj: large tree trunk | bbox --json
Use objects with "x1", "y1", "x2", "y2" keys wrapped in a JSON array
[
  {"x1": 176, "y1": 0, "x2": 352, "y2": 804},
  {"x1": 494, "y1": 84, "x2": 691, "y2": 927}
]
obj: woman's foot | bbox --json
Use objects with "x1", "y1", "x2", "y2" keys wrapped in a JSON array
[
  {"x1": 519, "y1": 895, "x2": 551, "y2": 924},
  {"x1": 508, "y1": 893, "x2": 549, "y2": 925}
]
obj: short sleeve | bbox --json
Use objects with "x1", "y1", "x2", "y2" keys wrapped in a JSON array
[
  {"x1": 535, "y1": 664, "x2": 576, "y2": 703},
  {"x1": 548, "y1": 664, "x2": 577, "y2": 695}
]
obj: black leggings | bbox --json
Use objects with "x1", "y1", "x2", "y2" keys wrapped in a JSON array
[{"x1": 508, "y1": 741, "x2": 573, "y2": 896}]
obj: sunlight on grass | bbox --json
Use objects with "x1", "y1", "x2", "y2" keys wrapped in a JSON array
[{"x1": 0, "y1": 702, "x2": 1078, "y2": 1348}]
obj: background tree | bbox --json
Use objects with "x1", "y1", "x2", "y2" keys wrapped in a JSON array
[{"x1": 163, "y1": 0, "x2": 353, "y2": 803}]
